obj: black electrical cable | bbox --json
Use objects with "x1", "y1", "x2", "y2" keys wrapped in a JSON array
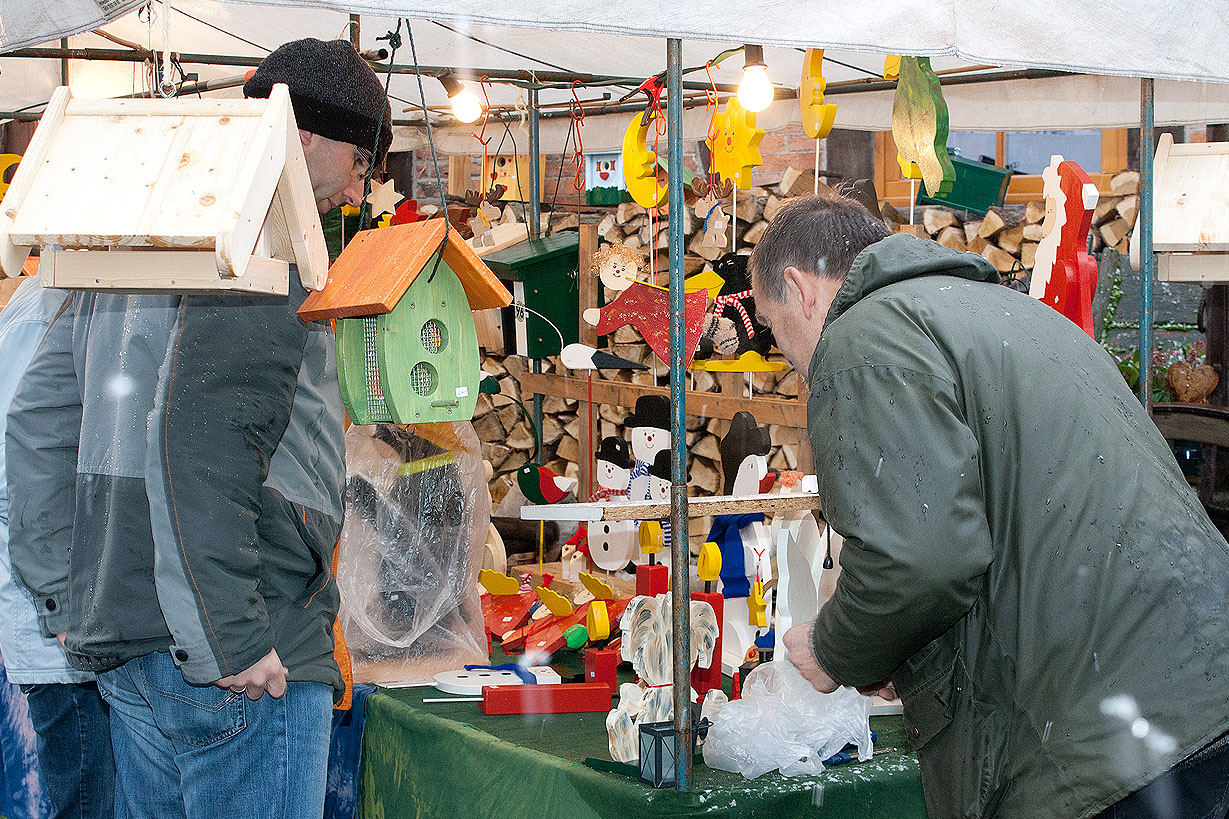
[
  {"x1": 429, "y1": 20, "x2": 574, "y2": 74},
  {"x1": 405, "y1": 20, "x2": 450, "y2": 283}
]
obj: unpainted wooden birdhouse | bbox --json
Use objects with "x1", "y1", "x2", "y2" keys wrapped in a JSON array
[
  {"x1": 298, "y1": 219, "x2": 511, "y2": 424},
  {"x1": 0, "y1": 84, "x2": 326, "y2": 295},
  {"x1": 1130, "y1": 134, "x2": 1229, "y2": 282}
]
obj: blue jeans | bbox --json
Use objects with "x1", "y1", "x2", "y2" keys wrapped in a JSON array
[
  {"x1": 18, "y1": 682, "x2": 114, "y2": 819},
  {"x1": 97, "y1": 651, "x2": 332, "y2": 819}
]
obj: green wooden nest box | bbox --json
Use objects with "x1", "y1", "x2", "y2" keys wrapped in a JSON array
[
  {"x1": 483, "y1": 232, "x2": 580, "y2": 358},
  {"x1": 298, "y1": 220, "x2": 512, "y2": 425}
]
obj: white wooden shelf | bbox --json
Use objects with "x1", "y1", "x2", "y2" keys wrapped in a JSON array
[{"x1": 519, "y1": 492, "x2": 821, "y2": 522}]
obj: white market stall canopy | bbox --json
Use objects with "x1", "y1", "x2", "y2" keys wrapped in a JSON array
[{"x1": 2, "y1": 0, "x2": 1228, "y2": 153}]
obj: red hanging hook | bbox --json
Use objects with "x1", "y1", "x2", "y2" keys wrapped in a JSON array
[
  {"x1": 472, "y1": 78, "x2": 494, "y2": 202},
  {"x1": 569, "y1": 80, "x2": 586, "y2": 192}
]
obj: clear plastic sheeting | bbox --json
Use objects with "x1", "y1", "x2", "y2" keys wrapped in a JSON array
[
  {"x1": 337, "y1": 423, "x2": 488, "y2": 687},
  {"x1": 703, "y1": 661, "x2": 873, "y2": 779}
]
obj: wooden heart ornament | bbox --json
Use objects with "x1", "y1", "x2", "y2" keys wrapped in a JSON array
[{"x1": 1167, "y1": 360, "x2": 1219, "y2": 404}]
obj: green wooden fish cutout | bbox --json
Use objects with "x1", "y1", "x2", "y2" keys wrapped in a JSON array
[{"x1": 892, "y1": 57, "x2": 955, "y2": 198}]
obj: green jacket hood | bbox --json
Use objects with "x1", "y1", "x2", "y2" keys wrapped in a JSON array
[{"x1": 826, "y1": 233, "x2": 1000, "y2": 326}]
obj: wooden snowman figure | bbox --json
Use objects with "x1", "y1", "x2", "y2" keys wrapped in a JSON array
[
  {"x1": 711, "y1": 412, "x2": 777, "y2": 672},
  {"x1": 624, "y1": 395, "x2": 671, "y2": 502},
  {"x1": 587, "y1": 437, "x2": 640, "y2": 573}
]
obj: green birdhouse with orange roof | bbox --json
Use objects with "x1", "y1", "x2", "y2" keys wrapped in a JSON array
[{"x1": 298, "y1": 219, "x2": 511, "y2": 425}]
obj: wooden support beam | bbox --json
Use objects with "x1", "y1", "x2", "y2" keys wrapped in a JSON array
[
  {"x1": 576, "y1": 222, "x2": 600, "y2": 498},
  {"x1": 517, "y1": 372, "x2": 809, "y2": 429},
  {"x1": 448, "y1": 155, "x2": 472, "y2": 199}
]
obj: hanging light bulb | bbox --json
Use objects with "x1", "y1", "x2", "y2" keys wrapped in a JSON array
[
  {"x1": 737, "y1": 45, "x2": 774, "y2": 113},
  {"x1": 439, "y1": 76, "x2": 484, "y2": 124}
]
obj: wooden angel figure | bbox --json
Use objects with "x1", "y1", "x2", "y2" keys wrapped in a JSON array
[
  {"x1": 1028, "y1": 155, "x2": 1100, "y2": 337},
  {"x1": 581, "y1": 241, "x2": 708, "y2": 368},
  {"x1": 606, "y1": 594, "x2": 718, "y2": 762}
]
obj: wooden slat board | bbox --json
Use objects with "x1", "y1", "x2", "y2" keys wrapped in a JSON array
[
  {"x1": 1152, "y1": 402, "x2": 1229, "y2": 448},
  {"x1": 519, "y1": 492, "x2": 821, "y2": 522},
  {"x1": 45, "y1": 249, "x2": 288, "y2": 295},
  {"x1": 517, "y1": 371, "x2": 809, "y2": 429},
  {"x1": 298, "y1": 219, "x2": 512, "y2": 321}
]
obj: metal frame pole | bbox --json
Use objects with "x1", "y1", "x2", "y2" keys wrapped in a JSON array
[
  {"x1": 666, "y1": 37, "x2": 693, "y2": 793},
  {"x1": 529, "y1": 84, "x2": 544, "y2": 453},
  {"x1": 1139, "y1": 78, "x2": 1155, "y2": 407}
]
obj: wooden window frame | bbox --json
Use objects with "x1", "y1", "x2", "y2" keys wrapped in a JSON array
[{"x1": 874, "y1": 129, "x2": 1130, "y2": 207}]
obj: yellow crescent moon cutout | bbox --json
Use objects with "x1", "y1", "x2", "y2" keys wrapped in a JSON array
[
  {"x1": 800, "y1": 49, "x2": 837, "y2": 140},
  {"x1": 622, "y1": 114, "x2": 666, "y2": 208},
  {"x1": 706, "y1": 98, "x2": 764, "y2": 191}
]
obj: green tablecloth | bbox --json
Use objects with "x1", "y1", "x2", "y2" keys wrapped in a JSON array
[{"x1": 360, "y1": 685, "x2": 928, "y2": 819}]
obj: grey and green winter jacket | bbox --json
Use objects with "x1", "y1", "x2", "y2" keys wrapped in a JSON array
[
  {"x1": 807, "y1": 234, "x2": 1229, "y2": 819},
  {"x1": 6, "y1": 281, "x2": 346, "y2": 696}
]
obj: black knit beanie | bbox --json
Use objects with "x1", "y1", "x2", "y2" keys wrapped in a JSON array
[{"x1": 244, "y1": 38, "x2": 393, "y2": 163}]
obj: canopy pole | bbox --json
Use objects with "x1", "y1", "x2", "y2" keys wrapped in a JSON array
[
  {"x1": 666, "y1": 36, "x2": 693, "y2": 793},
  {"x1": 529, "y1": 83, "x2": 544, "y2": 455},
  {"x1": 1139, "y1": 78, "x2": 1155, "y2": 408}
]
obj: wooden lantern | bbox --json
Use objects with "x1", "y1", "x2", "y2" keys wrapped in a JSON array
[
  {"x1": 1130, "y1": 134, "x2": 1229, "y2": 282},
  {"x1": 298, "y1": 219, "x2": 511, "y2": 425},
  {"x1": 0, "y1": 84, "x2": 326, "y2": 295}
]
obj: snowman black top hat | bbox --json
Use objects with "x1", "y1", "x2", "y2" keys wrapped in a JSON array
[
  {"x1": 596, "y1": 437, "x2": 635, "y2": 469},
  {"x1": 648, "y1": 448, "x2": 688, "y2": 482},
  {"x1": 624, "y1": 395, "x2": 671, "y2": 431}
]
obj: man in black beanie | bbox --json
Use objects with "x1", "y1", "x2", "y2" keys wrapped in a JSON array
[
  {"x1": 8, "y1": 37, "x2": 388, "y2": 819},
  {"x1": 245, "y1": 36, "x2": 392, "y2": 213}
]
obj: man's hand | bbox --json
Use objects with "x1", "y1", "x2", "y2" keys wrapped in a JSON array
[
  {"x1": 214, "y1": 648, "x2": 289, "y2": 701},
  {"x1": 55, "y1": 632, "x2": 67, "y2": 650},
  {"x1": 783, "y1": 620, "x2": 839, "y2": 693}
]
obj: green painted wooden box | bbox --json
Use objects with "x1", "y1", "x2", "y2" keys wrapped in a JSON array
[{"x1": 484, "y1": 232, "x2": 580, "y2": 359}]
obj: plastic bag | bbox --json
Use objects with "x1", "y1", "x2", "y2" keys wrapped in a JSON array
[
  {"x1": 337, "y1": 423, "x2": 488, "y2": 686},
  {"x1": 702, "y1": 661, "x2": 872, "y2": 779}
]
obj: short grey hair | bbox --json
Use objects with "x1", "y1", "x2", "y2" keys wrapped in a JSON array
[{"x1": 749, "y1": 195, "x2": 891, "y2": 302}]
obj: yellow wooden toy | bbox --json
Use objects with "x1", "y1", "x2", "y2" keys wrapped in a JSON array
[
  {"x1": 800, "y1": 49, "x2": 837, "y2": 140},
  {"x1": 478, "y1": 568, "x2": 520, "y2": 596},
  {"x1": 621, "y1": 114, "x2": 666, "y2": 209},
  {"x1": 698, "y1": 541, "x2": 723, "y2": 583},
  {"x1": 537, "y1": 585, "x2": 575, "y2": 618},
  {"x1": 579, "y1": 571, "x2": 617, "y2": 601},
  {"x1": 586, "y1": 599, "x2": 611, "y2": 641},
  {"x1": 638, "y1": 520, "x2": 664, "y2": 555},
  {"x1": 748, "y1": 579, "x2": 768, "y2": 628},
  {"x1": 706, "y1": 98, "x2": 764, "y2": 191},
  {"x1": 884, "y1": 55, "x2": 901, "y2": 81}
]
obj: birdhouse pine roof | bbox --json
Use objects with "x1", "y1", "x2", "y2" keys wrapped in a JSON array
[{"x1": 298, "y1": 218, "x2": 511, "y2": 322}]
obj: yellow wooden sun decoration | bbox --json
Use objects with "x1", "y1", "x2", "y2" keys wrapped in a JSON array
[
  {"x1": 800, "y1": 49, "x2": 837, "y2": 140},
  {"x1": 621, "y1": 114, "x2": 666, "y2": 208},
  {"x1": 707, "y1": 98, "x2": 764, "y2": 191}
]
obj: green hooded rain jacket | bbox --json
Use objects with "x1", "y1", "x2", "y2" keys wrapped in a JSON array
[{"x1": 807, "y1": 233, "x2": 1229, "y2": 819}]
